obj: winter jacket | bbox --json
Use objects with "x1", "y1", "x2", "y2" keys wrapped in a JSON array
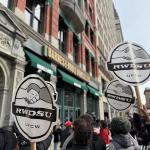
[
  {"x1": 0, "y1": 128, "x2": 17, "y2": 150},
  {"x1": 62, "y1": 131, "x2": 106, "y2": 150},
  {"x1": 109, "y1": 133, "x2": 140, "y2": 150},
  {"x1": 99, "y1": 128, "x2": 110, "y2": 144},
  {"x1": 60, "y1": 128, "x2": 73, "y2": 147},
  {"x1": 91, "y1": 132, "x2": 106, "y2": 150},
  {"x1": 66, "y1": 144, "x2": 90, "y2": 150},
  {"x1": 53, "y1": 128, "x2": 61, "y2": 143}
]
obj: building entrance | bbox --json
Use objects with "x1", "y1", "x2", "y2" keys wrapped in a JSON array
[{"x1": 57, "y1": 83, "x2": 82, "y2": 126}]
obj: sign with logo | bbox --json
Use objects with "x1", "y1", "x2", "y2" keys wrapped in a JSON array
[
  {"x1": 105, "y1": 80, "x2": 135, "y2": 111},
  {"x1": 12, "y1": 74, "x2": 58, "y2": 142},
  {"x1": 107, "y1": 42, "x2": 150, "y2": 85}
]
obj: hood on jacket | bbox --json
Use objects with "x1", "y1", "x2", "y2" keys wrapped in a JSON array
[{"x1": 113, "y1": 134, "x2": 134, "y2": 148}]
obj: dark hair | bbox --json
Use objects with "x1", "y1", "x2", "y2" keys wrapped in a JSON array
[
  {"x1": 100, "y1": 120, "x2": 107, "y2": 128},
  {"x1": 73, "y1": 119, "x2": 92, "y2": 145},
  {"x1": 80, "y1": 113, "x2": 94, "y2": 130}
]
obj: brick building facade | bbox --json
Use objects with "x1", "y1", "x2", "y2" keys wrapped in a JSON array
[{"x1": 0, "y1": 0, "x2": 120, "y2": 126}]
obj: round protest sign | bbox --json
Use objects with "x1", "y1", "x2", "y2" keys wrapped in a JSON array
[
  {"x1": 107, "y1": 42, "x2": 150, "y2": 85},
  {"x1": 105, "y1": 80, "x2": 135, "y2": 111},
  {"x1": 12, "y1": 74, "x2": 58, "y2": 142}
]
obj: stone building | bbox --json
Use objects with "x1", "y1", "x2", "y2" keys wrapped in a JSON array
[{"x1": 0, "y1": 0, "x2": 121, "y2": 126}]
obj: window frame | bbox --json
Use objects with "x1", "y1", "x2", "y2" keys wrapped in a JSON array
[{"x1": 25, "y1": 0, "x2": 45, "y2": 33}]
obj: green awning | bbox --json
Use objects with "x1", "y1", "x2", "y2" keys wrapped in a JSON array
[
  {"x1": 87, "y1": 85, "x2": 101, "y2": 97},
  {"x1": 47, "y1": 0, "x2": 53, "y2": 5},
  {"x1": 58, "y1": 69, "x2": 87, "y2": 90},
  {"x1": 24, "y1": 50, "x2": 54, "y2": 75}
]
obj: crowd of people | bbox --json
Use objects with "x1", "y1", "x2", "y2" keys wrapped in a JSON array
[{"x1": 0, "y1": 107, "x2": 150, "y2": 150}]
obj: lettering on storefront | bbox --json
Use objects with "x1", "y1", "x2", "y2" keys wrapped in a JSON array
[
  {"x1": 0, "y1": 31, "x2": 12, "y2": 50},
  {"x1": 47, "y1": 47, "x2": 90, "y2": 82}
]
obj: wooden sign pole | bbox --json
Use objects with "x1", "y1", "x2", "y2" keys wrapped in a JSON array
[
  {"x1": 31, "y1": 142, "x2": 36, "y2": 150},
  {"x1": 135, "y1": 86, "x2": 143, "y2": 115}
]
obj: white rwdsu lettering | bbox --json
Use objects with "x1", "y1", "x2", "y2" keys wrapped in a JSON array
[
  {"x1": 28, "y1": 110, "x2": 36, "y2": 116},
  {"x1": 45, "y1": 112, "x2": 51, "y2": 118},
  {"x1": 36, "y1": 111, "x2": 44, "y2": 117},
  {"x1": 16, "y1": 108, "x2": 22, "y2": 114},
  {"x1": 21, "y1": 109, "x2": 28, "y2": 115},
  {"x1": 113, "y1": 65, "x2": 120, "y2": 70},
  {"x1": 120, "y1": 64, "x2": 129, "y2": 69}
]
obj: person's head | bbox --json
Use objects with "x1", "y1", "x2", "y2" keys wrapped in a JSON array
[
  {"x1": 73, "y1": 119, "x2": 92, "y2": 145},
  {"x1": 100, "y1": 120, "x2": 108, "y2": 128},
  {"x1": 80, "y1": 113, "x2": 94, "y2": 130},
  {"x1": 111, "y1": 117, "x2": 131, "y2": 135}
]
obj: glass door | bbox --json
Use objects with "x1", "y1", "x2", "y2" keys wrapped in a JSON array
[{"x1": 64, "y1": 107, "x2": 74, "y2": 122}]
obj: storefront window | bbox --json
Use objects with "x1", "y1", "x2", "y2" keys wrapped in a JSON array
[
  {"x1": 64, "y1": 91, "x2": 73, "y2": 107},
  {"x1": 87, "y1": 94, "x2": 98, "y2": 117},
  {"x1": 56, "y1": 81, "x2": 83, "y2": 125}
]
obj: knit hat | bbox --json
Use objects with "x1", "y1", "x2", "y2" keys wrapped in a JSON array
[
  {"x1": 111, "y1": 117, "x2": 131, "y2": 134},
  {"x1": 65, "y1": 121, "x2": 72, "y2": 128}
]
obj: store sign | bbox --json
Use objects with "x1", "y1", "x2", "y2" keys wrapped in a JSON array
[
  {"x1": 12, "y1": 74, "x2": 58, "y2": 142},
  {"x1": 107, "y1": 42, "x2": 150, "y2": 85},
  {"x1": 47, "y1": 46, "x2": 90, "y2": 82},
  {"x1": 0, "y1": 31, "x2": 12, "y2": 50},
  {"x1": 105, "y1": 80, "x2": 135, "y2": 111}
]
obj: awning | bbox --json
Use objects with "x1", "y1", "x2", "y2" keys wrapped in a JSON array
[
  {"x1": 58, "y1": 69, "x2": 87, "y2": 90},
  {"x1": 24, "y1": 50, "x2": 54, "y2": 75},
  {"x1": 87, "y1": 85, "x2": 101, "y2": 97},
  {"x1": 47, "y1": 0, "x2": 53, "y2": 5}
]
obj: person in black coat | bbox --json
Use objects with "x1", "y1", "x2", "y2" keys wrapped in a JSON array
[
  {"x1": 0, "y1": 127, "x2": 17, "y2": 150},
  {"x1": 53, "y1": 123, "x2": 62, "y2": 150},
  {"x1": 62, "y1": 113, "x2": 106, "y2": 150},
  {"x1": 80, "y1": 114, "x2": 106, "y2": 150},
  {"x1": 60, "y1": 120, "x2": 73, "y2": 148},
  {"x1": 66, "y1": 118, "x2": 92, "y2": 150}
]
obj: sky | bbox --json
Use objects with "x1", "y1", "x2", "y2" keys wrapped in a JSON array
[{"x1": 113, "y1": 0, "x2": 150, "y2": 104}]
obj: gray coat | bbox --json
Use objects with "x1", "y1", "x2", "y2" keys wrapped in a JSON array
[{"x1": 109, "y1": 133, "x2": 140, "y2": 150}]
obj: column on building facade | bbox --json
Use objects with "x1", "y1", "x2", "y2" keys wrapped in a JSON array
[
  {"x1": 66, "y1": 31, "x2": 73, "y2": 60},
  {"x1": 78, "y1": 44, "x2": 82, "y2": 67},
  {"x1": 81, "y1": 44, "x2": 86, "y2": 71},
  {"x1": 88, "y1": 26, "x2": 91, "y2": 40},
  {"x1": 83, "y1": 90, "x2": 87, "y2": 113},
  {"x1": 1, "y1": 59, "x2": 25, "y2": 126},
  {"x1": 49, "y1": 0, "x2": 59, "y2": 48},
  {"x1": 43, "y1": 4, "x2": 51, "y2": 40},
  {"x1": 88, "y1": 55, "x2": 92, "y2": 76},
  {"x1": 95, "y1": 61, "x2": 99, "y2": 79},
  {"x1": 14, "y1": 0, "x2": 26, "y2": 19}
]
